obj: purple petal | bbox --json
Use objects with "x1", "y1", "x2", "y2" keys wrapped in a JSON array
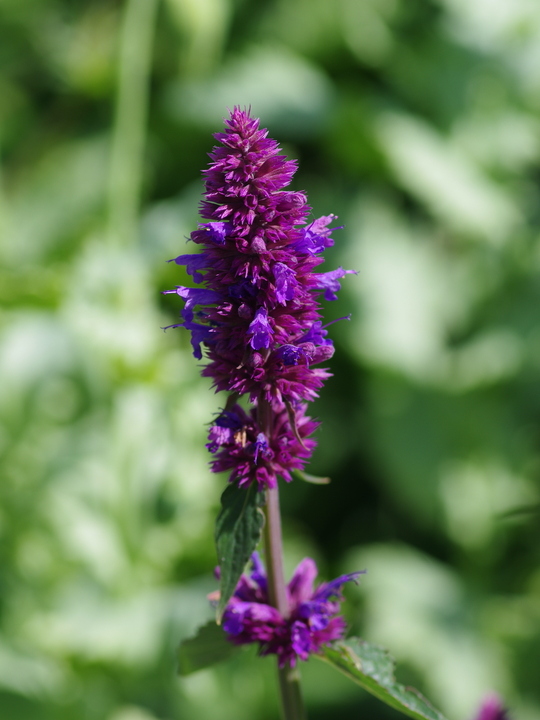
[
  {"x1": 231, "y1": 575, "x2": 261, "y2": 602},
  {"x1": 300, "y1": 321, "x2": 332, "y2": 346},
  {"x1": 249, "y1": 552, "x2": 268, "y2": 594},
  {"x1": 253, "y1": 432, "x2": 271, "y2": 463},
  {"x1": 182, "y1": 320, "x2": 213, "y2": 359},
  {"x1": 206, "y1": 424, "x2": 234, "y2": 452},
  {"x1": 275, "y1": 344, "x2": 310, "y2": 366},
  {"x1": 225, "y1": 599, "x2": 279, "y2": 625},
  {"x1": 310, "y1": 214, "x2": 340, "y2": 235},
  {"x1": 287, "y1": 557, "x2": 318, "y2": 606},
  {"x1": 201, "y1": 221, "x2": 232, "y2": 245},
  {"x1": 168, "y1": 252, "x2": 209, "y2": 283},
  {"x1": 311, "y1": 344, "x2": 335, "y2": 364},
  {"x1": 214, "y1": 407, "x2": 247, "y2": 430},
  {"x1": 247, "y1": 307, "x2": 274, "y2": 350},
  {"x1": 313, "y1": 571, "x2": 365, "y2": 602},
  {"x1": 273, "y1": 262, "x2": 298, "y2": 305},
  {"x1": 167, "y1": 286, "x2": 221, "y2": 322},
  {"x1": 295, "y1": 214, "x2": 340, "y2": 255},
  {"x1": 314, "y1": 267, "x2": 357, "y2": 301},
  {"x1": 228, "y1": 280, "x2": 258, "y2": 301},
  {"x1": 222, "y1": 610, "x2": 244, "y2": 636},
  {"x1": 290, "y1": 620, "x2": 312, "y2": 659},
  {"x1": 297, "y1": 601, "x2": 330, "y2": 630},
  {"x1": 244, "y1": 602, "x2": 282, "y2": 624},
  {"x1": 311, "y1": 615, "x2": 347, "y2": 648}
]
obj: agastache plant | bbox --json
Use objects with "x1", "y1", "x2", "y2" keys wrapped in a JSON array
[{"x1": 172, "y1": 109, "x2": 502, "y2": 720}]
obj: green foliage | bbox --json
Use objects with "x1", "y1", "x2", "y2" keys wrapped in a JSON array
[
  {"x1": 178, "y1": 622, "x2": 238, "y2": 676},
  {"x1": 215, "y1": 484, "x2": 265, "y2": 621},
  {"x1": 319, "y1": 638, "x2": 448, "y2": 720},
  {"x1": 1, "y1": 0, "x2": 540, "y2": 718}
]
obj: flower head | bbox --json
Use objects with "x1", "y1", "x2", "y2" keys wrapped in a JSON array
[
  {"x1": 165, "y1": 108, "x2": 355, "y2": 488},
  {"x1": 216, "y1": 553, "x2": 364, "y2": 667},
  {"x1": 165, "y1": 108, "x2": 353, "y2": 407}
]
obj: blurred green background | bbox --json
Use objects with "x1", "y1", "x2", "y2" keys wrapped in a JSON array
[{"x1": 1, "y1": 0, "x2": 540, "y2": 718}]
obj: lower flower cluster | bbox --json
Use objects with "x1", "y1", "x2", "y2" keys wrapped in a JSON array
[
  {"x1": 206, "y1": 403, "x2": 319, "y2": 489},
  {"x1": 213, "y1": 553, "x2": 363, "y2": 668}
]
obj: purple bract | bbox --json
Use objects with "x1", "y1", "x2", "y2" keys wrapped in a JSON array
[{"x1": 214, "y1": 552, "x2": 363, "y2": 668}]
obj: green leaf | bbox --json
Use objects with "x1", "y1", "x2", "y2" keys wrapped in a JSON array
[
  {"x1": 291, "y1": 469, "x2": 331, "y2": 485},
  {"x1": 215, "y1": 484, "x2": 265, "y2": 622},
  {"x1": 177, "y1": 622, "x2": 238, "y2": 676},
  {"x1": 317, "y1": 638, "x2": 448, "y2": 720}
]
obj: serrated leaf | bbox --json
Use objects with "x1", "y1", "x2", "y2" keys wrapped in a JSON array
[
  {"x1": 291, "y1": 469, "x2": 331, "y2": 485},
  {"x1": 215, "y1": 484, "x2": 265, "y2": 622},
  {"x1": 177, "y1": 622, "x2": 238, "y2": 676},
  {"x1": 317, "y1": 637, "x2": 448, "y2": 720}
]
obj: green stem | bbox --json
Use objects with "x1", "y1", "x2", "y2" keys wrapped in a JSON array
[
  {"x1": 278, "y1": 664, "x2": 306, "y2": 720},
  {"x1": 259, "y1": 399, "x2": 307, "y2": 720},
  {"x1": 108, "y1": 0, "x2": 159, "y2": 246},
  {"x1": 263, "y1": 485, "x2": 288, "y2": 615}
]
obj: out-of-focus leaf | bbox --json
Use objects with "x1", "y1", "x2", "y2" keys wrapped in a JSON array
[
  {"x1": 166, "y1": 45, "x2": 332, "y2": 137},
  {"x1": 215, "y1": 484, "x2": 265, "y2": 621},
  {"x1": 377, "y1": 112, "x2": 519, "y2": 243},
  {"x1": 5, "y1": 139, "x2": 108, "y2": 263},
  {"x1": 318, "y1": 637, "x2": 448, "y2": 720},
  {"x1": 165, "y1": 0, "x2": 230, "y2": 76},
  {"x1": 177, "y1": 621, "x2": 238, "y2": 675},
  {"x1": 0, "y1": 642, "x2": 64, "y2": 696}
]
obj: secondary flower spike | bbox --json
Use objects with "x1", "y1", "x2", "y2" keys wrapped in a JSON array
[
  {"x1": 474, "y1": 695, "x2": 510, "y2": 720},
  {"x1": 212, "y1": 553, "x2": 364, "y2": 668},
  {"x1": 165, "y1": 107, "x2": 354, "y2": 407}
]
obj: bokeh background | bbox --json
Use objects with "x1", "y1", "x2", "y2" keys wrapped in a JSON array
[{"x1": 1, "y1": 0, "x2": 540, "y2": 718}]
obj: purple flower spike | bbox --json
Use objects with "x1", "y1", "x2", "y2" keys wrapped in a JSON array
[
  {"x1": 165, "y1": 107, "x2": 356, "y2": 486},
  {"x1": 474, "y1": 695, "x2": 510, "y2": 720},
  {"x1": 217, "y1": 554, "x2": 364, "y2": 668},
  {"x1": 165, "y1": 108, "x2": 353, "y2": 407}
]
